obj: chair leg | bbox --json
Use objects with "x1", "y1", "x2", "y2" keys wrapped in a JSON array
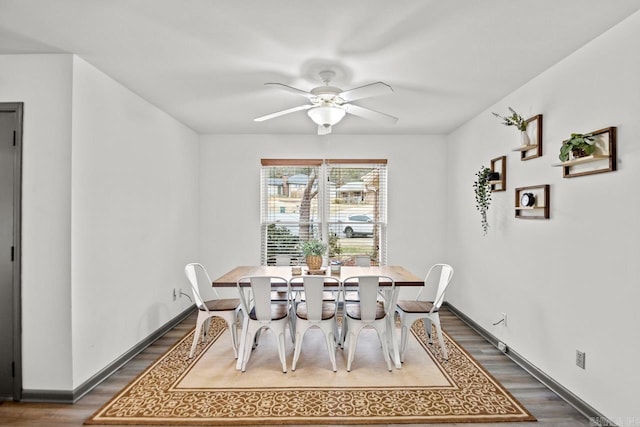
[
  {"x1": 291, "y1": 324, "x2": 306, "y2": 371},
  {"x1": 345, "y1": 322, "x2": 362, "y2": 372},
  {"x1": 253, "y1": 329, "x2": 261, "y2": 349},
  {"x1": 236, "y1": 317, "x2": 250, "y2": 370},
  {"x1": 189, "y1": 313, "x2": 208, "y2": 358},
  {"x1": 398, "y1": 313, "x2": 409, "y2": 363},
  {"x1": 227, "y1": 317, "x2": 238, "y2": 359},
  {"x1": 431, "y1": 315, "x2": 448, "y2": 360},
  {"x1": 190, "y1": 323, "x2": 203, "y2": 359},
  {"x1": 422, "y1": 318, "x2": 433, "y2": 344},
  {"x1": 230, "y1": 309, "x2": 242, "y2": 359},
  {"x1": 374, "y1": 323, "x2": 393, "y2": 372},
  {"x1": 288, "y1": 305, "x2": 297, "y2": 344},
  {"x1": 203, "y1": 317, "x2": 211, "y2": 340},
  {"x1": 346, "y1": 330, "x2": 357, "y2": 372},
  {"x1": 275, "y1": 327, "x2": 288, "y2": 373},
  {"x1": 323, "y1": 328, "x2": 337, "y2": 372},
  {"x1": 241, "y1": 325, "x2": 259, "y2": 372},
  {"x1": 338, "y1": 317, "x2": 347, "y2": 348}
]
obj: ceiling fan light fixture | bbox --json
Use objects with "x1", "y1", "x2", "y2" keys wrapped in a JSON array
[{"x1": 307, "y1": 106, "x2": 345, "y2": 127}]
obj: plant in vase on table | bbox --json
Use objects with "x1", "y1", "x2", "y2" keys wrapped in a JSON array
[
  {"x1": 492, "y1": 107, "x2": 530, "y2": 146},
  {"x1": 299, "y1": 238, "x2": 327, "y2": 271},
  {"x1": 558, "y1": 133, "x2": 595, "y2": 162}
]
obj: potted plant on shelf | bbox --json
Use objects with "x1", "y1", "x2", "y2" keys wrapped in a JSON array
[
  {"x1": 492, "y1": 107, "x2": 530, "y2": 146},
  {"x1": 473, "y1": 166, "x2": 492, "y2": 236},
  {"x1": 299, "y1": 238, "x2": 327, "y2": 271},
  {"x1": 558, "y1": 133, "x2": 596, "y2": 162}
]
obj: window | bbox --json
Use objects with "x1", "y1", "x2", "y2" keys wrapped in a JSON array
[{"x1": 261, "y1": 159, "x2": 387, "y2": 266}]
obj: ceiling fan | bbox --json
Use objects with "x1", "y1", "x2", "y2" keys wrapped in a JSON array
[{"x1": 254, "y1": 70, "x2": 398, "y2": 135}]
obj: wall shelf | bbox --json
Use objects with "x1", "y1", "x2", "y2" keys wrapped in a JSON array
[
  {"x1": 515, "y1": 185, "x2": 550, "y2": 220},
  {"x1": 512, "y1": 144, "x2": 539, "y2": 152},
  {"x1": 490, "y1": 155, "x2": 506, "y2": 192},
  {"x1": 552, "y1": 127, "x2": 616, "y2": 178},
  {"x1": 552, "y1": 154, "x2": 610, "y2": 167}
]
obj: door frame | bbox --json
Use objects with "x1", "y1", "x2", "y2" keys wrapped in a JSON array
[{"x1": 1, "y1": 102, "x2": 23, "y2": 400}]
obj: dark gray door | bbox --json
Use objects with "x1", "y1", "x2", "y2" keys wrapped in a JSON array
[{"x1": 0, "y1": 103, "x2": 22, "y2": 400}]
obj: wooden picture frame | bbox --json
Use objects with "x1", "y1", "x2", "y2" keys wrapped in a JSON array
[
  {"x1": 512, "y1": 114, "x2": 543, "y2": 161},
  {"x1": 489, "y1": 155, "x2": 506, "y2": 192},
  {"x1": 515, "y1": 184, "x2": 550, "y2": 220},
  {"x1": 553, "y1": 127, "x2": 617, "y2": 178}
]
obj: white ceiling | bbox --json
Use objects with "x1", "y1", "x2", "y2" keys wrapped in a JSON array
[{"x1": 1, "y1": 0, "x2": 640, "y2": 135}]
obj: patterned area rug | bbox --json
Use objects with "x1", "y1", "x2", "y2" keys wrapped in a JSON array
[{"x1": 86, "y1": 318, "x2": 535, "y2": 425}]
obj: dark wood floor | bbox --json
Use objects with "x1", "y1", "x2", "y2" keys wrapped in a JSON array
[{"x1": 0, "y1": 307, "x2": 593, "y2": 427}]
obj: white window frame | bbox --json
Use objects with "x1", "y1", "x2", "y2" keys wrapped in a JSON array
[{"x1": 260, "y1": 159, "x2": 387, "y2": 266}]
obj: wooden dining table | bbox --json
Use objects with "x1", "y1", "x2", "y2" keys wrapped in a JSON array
[
  {"x1": 212, "y1": 265, "x2": 424, "y2": 287},
  {"x1": 212, "y1": 265, "x2": 424, "y2": 369}
]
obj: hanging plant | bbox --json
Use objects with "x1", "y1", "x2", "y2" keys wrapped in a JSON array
[{"x1": 473, "y1": 166, "x2": 492, "y2": 235}]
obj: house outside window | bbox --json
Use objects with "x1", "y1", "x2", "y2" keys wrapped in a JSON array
[{"x1": 261, "y1": 159, "x2": 387, "y2": 266}]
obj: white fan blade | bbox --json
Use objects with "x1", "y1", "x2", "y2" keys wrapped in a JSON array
[
  {"x1": 254, "y1": 104, "x2": 313, "y2": 122},
  {"x1": 339, "y1": 82, "x2": 393, "y2": 102},
  {"x1": 343, "y1": 104, "x2": 398, "y2": 124},
  {"x1": 264, "y1": 82, "x2": 315, "y2": 100},
  {"x1": 318, "y1": 124, "x2": 332, "y2": 135}
]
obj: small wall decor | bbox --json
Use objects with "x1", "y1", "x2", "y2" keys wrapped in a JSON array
[
  {"x1": 511, "y1": 114, "x2": 543, "y2": 160},
  {"x1": 489, "y1": 156, "x2": 506, "y2": 192},
  {"x1": 493, "y1": 108, "x2": 543, "y2": 160},
  {"x1": 552, "y1": 127, "x2": 617, "y2": 178},
  {"x1": 515, "y1": 185, "x2": 550, "y2": 220},
  {"x1": 492, "y1": 107, "x2": 527, "y2": 131}
]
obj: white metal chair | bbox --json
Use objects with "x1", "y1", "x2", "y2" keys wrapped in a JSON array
[
  {"x1": 395, "y1": 263, "x2": 454, "y2": 360},
  {"x1": 343, "y1": 255, "x2": 371, "y2": 302},
  {"x1": 342, "y1": 275, "x2": 395, "y2": 372},
  {"x1": 274, "y1": 254, "x2": 292, "y2": 266},
  {"x1": 290, "y1": 275, "x2": 341, "y2": 372},
  {"x1": 184, "y1": 263, "x2": 242, "y2": 359},
  {"x1": 272, "y1": 254, "x2": 292, "y2": 301},
  {"x1": 354, "y1": 255, "x2": 371, "y2": 266},
  {"x1": 236, "y1": 275, "x2": 291, "y2": 372}
]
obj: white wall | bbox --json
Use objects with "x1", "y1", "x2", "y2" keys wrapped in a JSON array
[
  {"x1": 198, "y1": 134, "x2": 448, "y2": 300},
  {"x1": 0, "y1": 54, "x2": 74, "y2": 390},
  {"x1": 0, "y1": 53, "x2": 199, "y2": 392},
  {"x1": 446, "y1": 11, "x2": 640, "y2": 420},
  {"x1": 70, "y1": 57, "x2": 199, "y2": 387}
]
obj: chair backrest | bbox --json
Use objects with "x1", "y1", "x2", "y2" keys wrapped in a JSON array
[
  {"x1": 274, "y1": 255, "x2": 291, "y2": 266},
  {"x1": 290, "y1": 276, "x2": 340, "y2": 320},
  {"x1": 417, "y1": 264, "x2": 454, "y2": 311},
  {"x1": 185, "y1": 263, "x2": 221, "y2": 311},
  {"x1": 344, "y1": 275, "x2": 394, "y2": 321},
  {"x1": 354, "y1": 255, "x2": 371, "y2": 266},
  {"x1": 237, "y1": 275, "x2": 289, "y2": 321}
]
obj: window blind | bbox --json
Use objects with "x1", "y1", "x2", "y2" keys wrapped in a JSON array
[
  {"x1": 325, "y1": 161, "x2": 387, "y2": 266},
  {"x1": 260, "y1": 159, "x2": 387, "y2": 266}
]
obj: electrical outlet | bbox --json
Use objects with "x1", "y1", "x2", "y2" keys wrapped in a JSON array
[
  {"x1": 576, "y1": 350, "x2": 586, "y2": 369},
  {"x1": 498, "y1": 341, "x2": 507, "y2": 353},
  {"x1": 172, "y1": 288, "x2": 177, "y2": 301}
]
